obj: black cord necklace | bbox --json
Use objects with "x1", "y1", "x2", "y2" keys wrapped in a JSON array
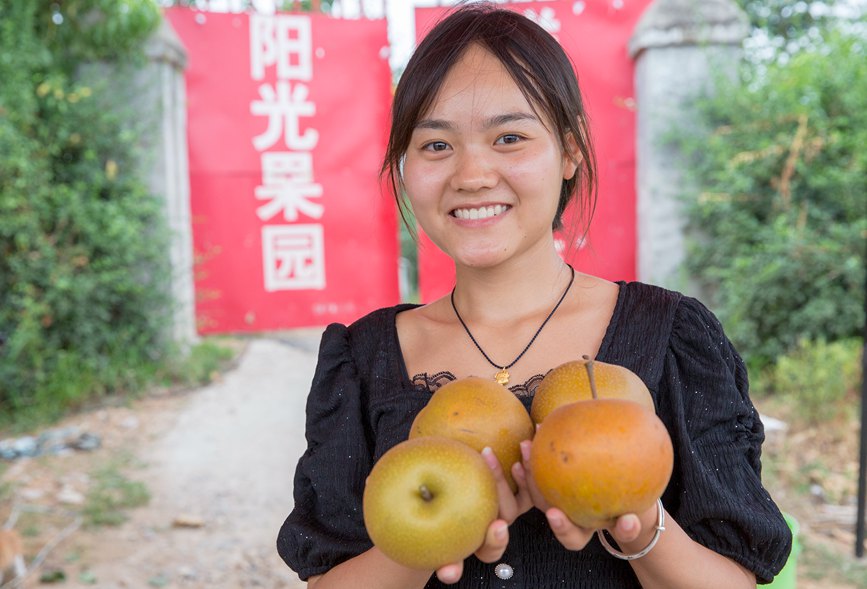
[{"x1": 450, "y1": 264, "x2": 576, "y2": 386}]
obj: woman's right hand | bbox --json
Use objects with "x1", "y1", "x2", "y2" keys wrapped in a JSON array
[{"x1": 434, "y1": 445, "x2": 535, "y2": 584}]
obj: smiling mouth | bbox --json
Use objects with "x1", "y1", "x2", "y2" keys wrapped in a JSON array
[{"x1": 451, "y1": 204, "x2": 510, "y2": 220}]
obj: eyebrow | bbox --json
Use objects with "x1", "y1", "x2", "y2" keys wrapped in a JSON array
[{"x1": 414, "y1": 111, "x2": 540, "y2": 131}]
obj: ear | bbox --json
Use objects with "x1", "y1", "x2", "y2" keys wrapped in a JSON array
[{"x1": 562, "y1": 132, "x2": 583, "y2": 181}]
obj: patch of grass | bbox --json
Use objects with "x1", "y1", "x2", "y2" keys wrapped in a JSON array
[
  {"x1": 800, "y1": 535, "x2": 867, "y2": 588},
  {"x1": 157, "y1": 337, "x2": 237, "y2": 389},
  {"x1": 0, "y1": 473, "x2": 12, "y2": 506},
  {"x1": 0, "y1": 337, "x2": 238, "y2": 435},
  {"x1": 64, "y1": 549, "x2": 82, "y2": 563},
  {"x1": 83, "y1": 454, "x2": 150, "y2": 527},
  {"x1": 15, "y1": 510, "x2": 43, "y2": 538}
]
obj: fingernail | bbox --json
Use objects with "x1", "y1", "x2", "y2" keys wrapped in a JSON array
[
  {"x1": 481, "y1": 447, "x2": 498, "y2": 469},
  {"x1": 495, "y1": 523, "x2": 507, "y2": 540},
  {"x1": 621, "y1": 517, "x2": 636, "y2": 533},
  {"x1": 520, "y1": 441, "x2": 531, "y2": 461},
  {"x1": 548, "y1": 513, "x2": 563, "y2": 529}
]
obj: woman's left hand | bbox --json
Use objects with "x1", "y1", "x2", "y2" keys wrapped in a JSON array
[
  {"x1": 515, "y1": 439, "x2": 658, "y2": 552},
  {"x1": 544, "y1": 505, "x2": 654, "y2": 552}
]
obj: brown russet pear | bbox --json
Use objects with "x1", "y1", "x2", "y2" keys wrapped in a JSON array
[
  {"x1": 529, "y1": 359, "x2": 673, "y2": 529},
  {"x1": 531, "y1": 356, "x2": 654, "y2": 424},
  {"x1": 362, "y1": 436, "x2": 498, "y2": 570},
  {"x1": 410, "y1": 376, "x2": 535, "y2": 492}
]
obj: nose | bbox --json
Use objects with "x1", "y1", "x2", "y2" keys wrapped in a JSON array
[{"x1": 449, "y1": 148, "x2": 497, "y2": 193}]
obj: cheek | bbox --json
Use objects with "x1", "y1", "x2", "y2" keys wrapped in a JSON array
[
  {"x1": 509, "y1": 156, "x2": 563, "y2": 201},
  {"x1": 403, "y1": 161, "x2": 443, "y2": 206}
]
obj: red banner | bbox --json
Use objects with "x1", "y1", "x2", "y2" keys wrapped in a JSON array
[
  {"x1": 166, "y1": 8, "x2": 399, "y2": 333},
  {"x1": 414, "y1": 0, "x2": 652, "y2": 302}
]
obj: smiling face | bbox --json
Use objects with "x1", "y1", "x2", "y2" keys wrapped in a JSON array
[{"x1": 402, "y1": 45, "x2": 578, "y2": 270}]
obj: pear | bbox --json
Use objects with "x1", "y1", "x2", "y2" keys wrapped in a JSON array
[
  {"x1": 410, "y1": 376, "x2": 534, "y2": 492},
  {"x1": 362, "y1": 436, "x2": 498, "y2": 570},
  {"x1": 531, "y1": 356, "x2": 654, "y2": 424},
  {"x1": 529, "y1": 359, "x2": 673, "y2": 528}
]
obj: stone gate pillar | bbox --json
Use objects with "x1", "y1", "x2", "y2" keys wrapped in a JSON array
[
  {"x1": 629, "y1": 0, "x2": 749, "y2": 294},
  {"x1": 140, "y1": 18, "x2": 198, "y2": 347}
]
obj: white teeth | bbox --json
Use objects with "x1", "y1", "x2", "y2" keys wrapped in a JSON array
[{"x1": 453, "y1": 205, "x2": 507, "y2": 220}]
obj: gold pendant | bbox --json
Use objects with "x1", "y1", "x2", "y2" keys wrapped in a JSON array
[{"x1": 494, "y1": 369, "x2": 510, "y2": 386}]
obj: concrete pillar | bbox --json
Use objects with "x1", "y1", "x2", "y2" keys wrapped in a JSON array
[
  {"x1": 139, "y1": 19, "x2": 198, "y2": 347},
  {"x1": 629, "y1": 0, "x2": 749, "y2": 294}
]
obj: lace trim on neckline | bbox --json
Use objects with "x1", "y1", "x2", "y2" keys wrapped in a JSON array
[{"x1": 411, "y1": 370, "x2": 545, "y2": 398}]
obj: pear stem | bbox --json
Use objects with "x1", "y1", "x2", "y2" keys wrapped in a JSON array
[
  {"x1": 582, "y1": 354, "x2": 598, "y2": 400},
  {"x1": 419, "y1": 484, "x2": 433, "y2": 502}
]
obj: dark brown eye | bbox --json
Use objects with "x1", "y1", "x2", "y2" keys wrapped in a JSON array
[
  {"x1": 424, "y1": 141, "x2": 449, "y2": 152},
  {"x1": 496, "y1": 134, "x2": 522, "y2": 145}
]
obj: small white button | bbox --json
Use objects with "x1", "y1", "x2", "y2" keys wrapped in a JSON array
[{"x1": 494, "y1": 563, "x2": 514, "y2": 580}]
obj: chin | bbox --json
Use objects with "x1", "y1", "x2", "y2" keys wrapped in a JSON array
[{"x1": 452, "y1": 249, "x2": 511, "y2": 269}]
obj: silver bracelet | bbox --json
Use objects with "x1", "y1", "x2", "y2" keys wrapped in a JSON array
[{"x1": 596, "y1": 498, "x2": 666, "y2": 561}]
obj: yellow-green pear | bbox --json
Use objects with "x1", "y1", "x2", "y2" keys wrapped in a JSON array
[{"x1": 363, "y1": 436, "x2": 498, "y2": 570}]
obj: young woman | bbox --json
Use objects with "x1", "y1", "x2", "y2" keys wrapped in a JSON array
[{"x1": 277, "y1": 4, "x2": 791, "y2": 588}]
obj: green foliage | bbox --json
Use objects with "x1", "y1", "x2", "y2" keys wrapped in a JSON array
[
  {"x1": 762, "y1": 338, "x2": 862, "y2": 423},
  {"x1": 157, "y1": 338, "x2": 237, "y2": 388},
  {"x1": 735, "y1": 0, "x2": 866, "y2": 52},
  {"x1": 34, "y1": 0, "x2": 161, "y2": 72},
  {"x1": 0, "y1": 1, "x2": 167, "y2": 422},
  {"x1": 679, "y1": 32, "x2": 866, "y2": 367}
]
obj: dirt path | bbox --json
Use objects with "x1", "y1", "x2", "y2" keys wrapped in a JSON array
[{"x1": 3, "y1": 333, "x2": 322, "y2": 589}]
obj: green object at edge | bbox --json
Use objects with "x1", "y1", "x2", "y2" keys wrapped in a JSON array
[{"x1": 765, "y1": 513, "x2": 800, "y2": 589}]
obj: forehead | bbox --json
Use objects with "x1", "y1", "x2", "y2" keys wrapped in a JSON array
[{"x1": 422, "y1": 44, "x2": 535, "y2": 120}]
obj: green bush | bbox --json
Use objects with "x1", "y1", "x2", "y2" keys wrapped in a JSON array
[
  {"x1": 735, "y1": 0, "x2": 866, "y2": 56},
  {"x1": 678, "y1": 32, "x2": 866, "y2": 368},
  {"x1": 0, "y1": 1, "x2": 167, "y2": 424},
  {"x1": 767, "y1": 338, "x2": 863, "y2": 423}
]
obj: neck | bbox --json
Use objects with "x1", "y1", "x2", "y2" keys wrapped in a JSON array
[{"x1": 451, "y1": 248, "x2": 572, "y2": 325}]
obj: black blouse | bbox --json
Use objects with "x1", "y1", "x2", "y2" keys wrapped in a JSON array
[{"x1": 277, "y1": 281, "x2": 792, "y2": 587}]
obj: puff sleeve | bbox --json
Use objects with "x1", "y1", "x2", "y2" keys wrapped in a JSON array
[
  {"x1": 277, "y1": 323, "x2": 374, "y2": 580},
  {"x1": 658, "y1": 296, "x2": 792, "y2": 583}
]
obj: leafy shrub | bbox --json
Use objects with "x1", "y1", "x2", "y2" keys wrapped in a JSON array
[
  {"x1": 157, "y1": 339, "x2": 237, "y2": 389},
  {"x1": 0, "y1": 1, "x2": 167, "y2": 423},
  {"x1": 767, "y1": 338, "x2": 862, "y2": 423},
  {"x1": 678, "y1": 32, "x2": 866, "y2": 368}
]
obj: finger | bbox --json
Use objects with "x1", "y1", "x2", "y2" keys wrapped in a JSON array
[
  {"x1": 610, "y1": 513, "x2": 643, "y2": 544},
  {"x1": 520, "y1": 439, "x2": 532, "y2": 464},
  {"x1": 481, "y1": 447, "x2": 520, "y2": 521},
  {"x1": 546, "y1": 508, "x2": 594, "y2": 551},
  {"x1": 436, "y1": 562, "x2": 464, "y2": 585},
  {"x1": 519, "y1": 440, "x2": 549, "y2": 510},
  {"x1": 510, "y1": 461, "x2": 534, "y2": 514},
  {"x1": 475, "y1": 519, "x2": 509, "y2": 564}
]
